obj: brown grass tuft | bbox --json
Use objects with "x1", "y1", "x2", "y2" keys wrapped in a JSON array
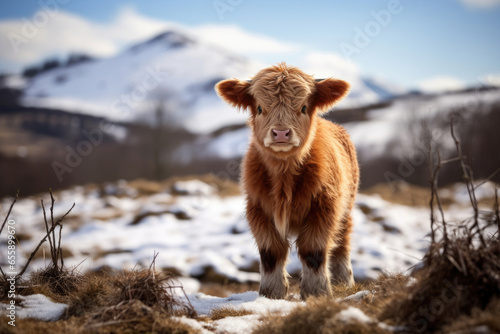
[
  {"x1": 210, "y1": 306, "x2": 253, "y2": 320},
  {"x1": 442, "y1": 297, "x2": 500, "y2": 333},
  {"x1": 112, "y1": 269, "x2": 184, "y2": 312},
  {"x1": 64, "y1": 271, "x2": 117, "y2": 318},
  {"x1": 19, "y1": 266, "x2": 83, "y2": 302}
]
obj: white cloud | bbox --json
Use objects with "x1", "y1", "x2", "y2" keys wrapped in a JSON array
[
  {"x1": 481, "y1": 73, "x2": 500, "y2": 87},
  {"x1": 0, "y1": 7, "x2": 298, "y2": 73},
  {"x1": 0, "y1": 7, "x2": 172, "y2": 71},
  {"x1": 301, "y1": 52, "x2": 360, "y2": 82},
  {"x1": 417, "y1": 76, "x2": 466, "y2": 93},
  {"x1": 191, "y1": 24, "x2": 298, "y2": 55},
  {"x1": 457, "y1": 0, "x2": 500, "y2": 8}
]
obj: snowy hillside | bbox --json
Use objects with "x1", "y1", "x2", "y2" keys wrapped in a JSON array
[
  {"x1": 176, "y1": 87, "x2": 500, "y2": 162},
  {"x1": 16, "y1": 29, "x2": 405, "y2": 134},
  {"x1": 20, "y1": 31, "x2": 258, "y2": 134}
]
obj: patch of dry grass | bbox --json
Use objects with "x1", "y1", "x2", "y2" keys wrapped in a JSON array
[
  {"x1": 1, "y1": 311, "x2": 200, "y2": 334},
  {"x1": 442, "y1": 297, "x2": 500, "y2": 333},
  {"x1": 18, "y1": 266, "x2": 82, "y2": 303},
  {"x1": 210, "y1": 307, "x2": 253, "y2": 320},
  {"x1": 3, "y1": 267, "x2": 198, "y2": 334}
]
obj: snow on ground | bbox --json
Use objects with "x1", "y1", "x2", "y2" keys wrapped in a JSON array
[
  {"x1": 0, "y1": 294, "x2": 68, "y2": 322},
  {"x1": 334, "y1": 306, "x2": 402, "y2": 332},
  {"x1": 183, "y1": 291, "x2": 301, "y2": 317},
  {"x1": 1, "y1": 179, "x2": 488, "y2": 284},
  {"x1": 173, "y1": 291, "x2": 302, "y2": 333},
  {"x1": 0, "y1": 178, "x2": 494, "y2": 331},
  {"x1": 0, "y1": 287, "x2": 397, "y2": 333}
]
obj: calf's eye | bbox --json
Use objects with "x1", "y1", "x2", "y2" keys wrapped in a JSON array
[
  {"x1": 257, "y1": 106, "x2": 263, "y2": 115},
  {"x1": 301, "y1": 105, "x2": 307, "y2": 114}
]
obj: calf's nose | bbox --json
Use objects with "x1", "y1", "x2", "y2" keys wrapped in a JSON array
[{"x1": 272, "y1": 128, "x2": 291, "y2": 143}]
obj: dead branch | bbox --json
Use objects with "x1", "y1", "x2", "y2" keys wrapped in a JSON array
[
  {"x1": 41, "y1": 199, "x2": 55, "y2": 267},
  {"x1": 0, "y1": 190, "x2": 19, "y2": 235},
  {"x1": 50, "y1": 190, "x2": 57, "y2": 268},
  {"x1": 17, "y1": 200, "x2": 75, "y2": 279},
  {"x1": 450, "y1": 118, "x2": 485, "y2": 247},
  {"x1": 17, "y1": 220, "x2": 62, "y2": 278},
  {"x1": 473, "y1": 167, "x2": 500, "y2": 191},
  {"x1": 495, "y1": 186, "x2": 500, "y2": 240}
]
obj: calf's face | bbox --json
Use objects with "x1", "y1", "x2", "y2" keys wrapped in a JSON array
[{"x1": 216, "y1": 64, "x2": 350, "y2": 156}]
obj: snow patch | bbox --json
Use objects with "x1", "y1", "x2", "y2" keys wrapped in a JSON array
[{"x1": 0, "y1": 294, "x2": 68, "y2": 322}]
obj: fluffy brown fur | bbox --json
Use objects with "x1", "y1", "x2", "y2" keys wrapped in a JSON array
[{"x1": 216, "y1": 63, "x2": 359, "y2": 299}]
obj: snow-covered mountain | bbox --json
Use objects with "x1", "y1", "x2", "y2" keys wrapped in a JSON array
[
  {"x1": 16, "y1": 29, "x2": 405, "y2": 134},
  {"x1": 175, "y1": 86, "x2": 500, "y2": 168}
]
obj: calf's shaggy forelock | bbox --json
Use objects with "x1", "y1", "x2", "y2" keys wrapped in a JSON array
[{"x1": 216, "y1": 63, "x2": 359, "y2": 299}]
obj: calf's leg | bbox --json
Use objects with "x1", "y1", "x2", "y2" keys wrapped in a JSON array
[
  {"x1": 296, "y1": 218, "x2": 334, "y2": 299},
  {"x1": 247, "y1": 201, "x2": 290, "y2": 299},
  {"x1": 329, "y1": 215, "x2": 354, "y2": 287}
]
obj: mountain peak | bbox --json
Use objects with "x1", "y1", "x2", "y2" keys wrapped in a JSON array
[{"x1": 128, "y1": 30, "x2": 195, "y2": 52}]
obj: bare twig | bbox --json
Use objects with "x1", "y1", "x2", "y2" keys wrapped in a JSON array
[
  {"x1": 495, "y1": 186, "x2": 500, "y2": 241},
  {"x1": 54, "y1": 202, "x2": 75, "y2": 225},
  {"x1": 473, "y1": 167, "x2": 500, "y2": 191},
  {"x1": 428, "y1": 145, "x2": 448, "y2": 255},
  {"x1": 49, "y1": 190, "x2": 57, "y2": 268},
  {"x1": 441, "y1": 156, "x2": 462, "y2": 164},
  {"x1": 427, "y1": 139, "x2": 437, "y2": 246},
  {"x1": 41, "y1": 199, "x2": 55, "y2": 265},
  {"x1": 0, "y1": 190, "x2": 19, "y2": 235},
  {"x1": 58, "y1": 224, "x2": 64, "y2": 269},
  {"x1": 17, "y1": 200, "x2": 75, "y2": 278},
  {"x1": 450, "y1": 118, "x2": 485, "y2": 247},
  {"x1": 17, "y1": 221, "x2": 62, "y2": 278},
  {"x1": 170, "y1": 285, "x2": 196, "y2": 317},
  {"x1": 0, "y1": 267, "x2": 6, "y2": 282},
  {"x1": 149, "y1": 251, "x2": 159, "y2": 271}
]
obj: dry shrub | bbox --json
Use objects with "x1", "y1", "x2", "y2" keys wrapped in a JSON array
[
  {"x1": 442, "y1": 297, "x2": 500, "y2": 333},
  {"x1": 111, "y1": 268, "x2": 191, "y2": 313},
  {"x1": 381, "y1": 238, "x2": 500, "y2": 333},
  {"x1": 0, "y1": 190, "x2": 76, "y2": 301},
  {"x1": 20, "y1": 266, "x2": 82, "y2": 302},
  {"x1": 348, "y1": 273, "x2": 412, "y2": 318},
  {"x1": 379, "y1": 122, "x2": 500, "y2": 333},
  {"x1": 78, "y1": 266, "x2": 196, "y2": 330},
  {"x1": 65, "y1": 271, "x2": 117, "y2": 317},
  {"x1": 1, "y1": 190, "x2": 197, "y2": 333}
]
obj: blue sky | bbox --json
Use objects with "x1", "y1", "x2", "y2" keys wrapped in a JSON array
[{"x1": 1, "y1": 0, "x2": 499, "y2": 90}]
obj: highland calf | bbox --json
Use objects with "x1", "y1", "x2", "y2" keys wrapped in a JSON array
[{"x1": 215, "y1": 63, "x2": 359, "y2": 299}]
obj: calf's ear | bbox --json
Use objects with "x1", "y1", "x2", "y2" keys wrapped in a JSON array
[
  {"x1": 215, "y1": 79, "x2": 254, "y2": 110},
  {"x1": 312, "y1": 78, "x2": 350, "y2": 114}
]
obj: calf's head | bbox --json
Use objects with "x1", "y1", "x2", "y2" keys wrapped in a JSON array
[{"x1": 215, "y1": 63, "x2": 350, "y2": 157}]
